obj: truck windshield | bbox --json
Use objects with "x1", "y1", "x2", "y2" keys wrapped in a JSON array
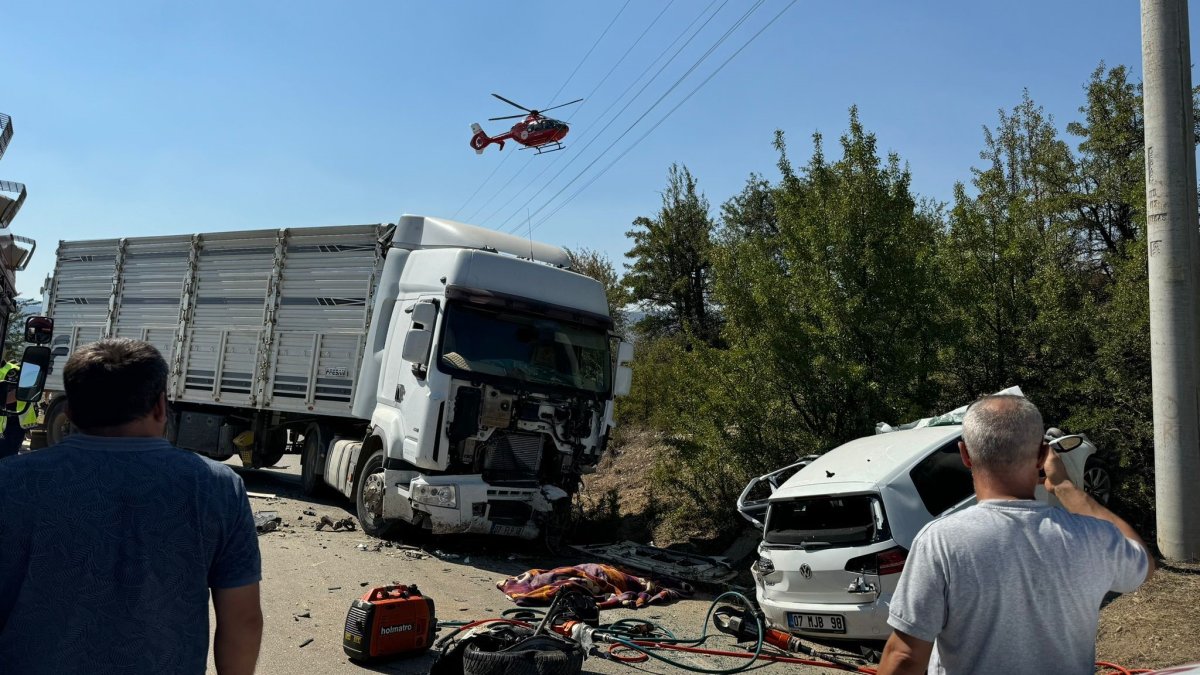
[{"x1": 438, "y1": 303, "x2": 611, "y2": 394}]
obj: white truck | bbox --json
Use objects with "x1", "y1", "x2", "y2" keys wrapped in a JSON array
[{"x1": 41, "y1": 215, "x2": 633, "y2": 539}]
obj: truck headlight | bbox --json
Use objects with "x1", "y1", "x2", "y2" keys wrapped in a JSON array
[{"x1": 412, "y1": 484, "x2": 458, "y2": 509}]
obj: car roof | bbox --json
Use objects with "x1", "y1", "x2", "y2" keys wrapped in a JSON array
[{"x1": 771, "y1": 425, "x2": 963, "y2": 500}]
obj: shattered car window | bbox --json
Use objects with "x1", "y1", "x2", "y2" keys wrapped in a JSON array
[{"x1": 764, "y1": 494, "x2": 888, "y2": 547}]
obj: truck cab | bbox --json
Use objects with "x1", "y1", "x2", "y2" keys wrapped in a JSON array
[{"x1": 323, "y1": 217, "x2": 632, "y2": 540}]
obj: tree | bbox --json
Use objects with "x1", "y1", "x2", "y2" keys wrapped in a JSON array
[
  {"x1": 937, "y1": 91, "x2": 1088, "y2": 420},
  {"x1": 3, "y1": 297, "x2": 37, "y2": 363},
  {"x1": 623, "y1": 164, "x2": 720, "y2": 346},
  {"x1": 719, "y1": 172, "x2": 778, "y2": 242},
  {"x1": 565, "y1": 247, "x2": 629, "y2": 336},
  {"x1": 714, "y1": 108, "x2": 945, "y2": 455}
]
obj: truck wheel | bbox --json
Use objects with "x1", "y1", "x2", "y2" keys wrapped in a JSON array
[
  {"x1": 255, "y1": 427, "x2": 288, "y2": 469},
  {"x1": 355, "y1": 449, "x2": 398, "y2": 539},
  {"x1": 300, "y1": 423, "x2": 328, "y2": 496},
  {"x1": 45, "y1": 396, "x2": 75, "y2": 446}
]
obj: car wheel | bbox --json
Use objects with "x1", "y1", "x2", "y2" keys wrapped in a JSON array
[
  {"x1": 355, "y1": 449, "x2": 398, "y2": 539},
  {"x1": 1083, "y1": 456, "x2": 1113, "y2": 506},
  {"x1": 45, "y1": 396, "x2": 75, "y2": 446}
]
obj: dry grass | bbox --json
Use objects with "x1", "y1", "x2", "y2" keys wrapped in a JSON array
[{"x1": 1096, "y1": 561, "x2": 1200, "y2": 671}]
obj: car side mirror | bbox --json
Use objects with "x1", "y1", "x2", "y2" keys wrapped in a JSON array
[
  {"x1": 613, "y1": 341, "x2": 634, "y2": 397},
  {"x1": 15, "y1": 345, "x2": 50, "y2": 402},
  {"x1": 1050, "y1": 434, "x2": 1085, "y2": 453}
]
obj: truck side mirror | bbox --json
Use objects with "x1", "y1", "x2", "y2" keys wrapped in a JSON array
[
  {"x1": 15, "y1": 345, "x2": 50, "y2": 402},
  {"x1": 401, "y1": 301, "x2": 438, "y2": 372},
  {"x1": 24, "y1": 316, "x2": 53, "y2": 345},
  {"x1": 613, "y1": 341, "x2": 634, "y2": 397}
]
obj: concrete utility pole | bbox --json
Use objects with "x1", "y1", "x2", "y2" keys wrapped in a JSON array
[{"x1": 1142, "y1": 0, "x2": 1200, "y2": 561}]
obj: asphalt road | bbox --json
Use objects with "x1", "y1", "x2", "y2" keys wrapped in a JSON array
[{"x1": 205, "y1": 457, "x2": 844, "y2": 675}]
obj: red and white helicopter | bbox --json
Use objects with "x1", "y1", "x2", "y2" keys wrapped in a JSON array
[{"x1": 469, "y1": 93, "x2": 582, "y2": 155}]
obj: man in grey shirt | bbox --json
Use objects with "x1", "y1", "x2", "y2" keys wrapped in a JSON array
[{"x1": 877, "y1": 395, "x2": 1152, "y2": 675}]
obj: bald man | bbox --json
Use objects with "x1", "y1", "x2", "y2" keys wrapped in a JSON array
[{"x1": 877, "y1": 395, "x2": 1152, "y2": 675}]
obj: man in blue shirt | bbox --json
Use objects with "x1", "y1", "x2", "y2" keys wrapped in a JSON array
[{"x1": 0, "y1": 338, "x2": 263, "y2": 674}]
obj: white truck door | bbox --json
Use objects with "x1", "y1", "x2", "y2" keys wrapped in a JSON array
[{"x1": 374, "y1": 297, "x2": 447, "y2": 471}]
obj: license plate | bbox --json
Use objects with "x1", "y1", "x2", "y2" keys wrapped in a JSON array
[
  {"x1": 491, "y1": 524, "x2": 524, "y2": 537},
  {"x1": 787, "y1": 612, "x2": 846, "y2": 634}
]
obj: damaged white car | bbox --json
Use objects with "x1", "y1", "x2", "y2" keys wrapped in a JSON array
[{"x1": 744, "y1": 391, "x2": 1110, "y2": 653}]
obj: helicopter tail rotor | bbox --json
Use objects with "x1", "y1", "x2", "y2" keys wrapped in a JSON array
[{"x1": 470, "y1": 123, "x2": 504, "y2": 154}]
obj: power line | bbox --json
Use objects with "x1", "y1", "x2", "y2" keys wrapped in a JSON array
[
  {"x1": 548, "y1": 0, "x2": 632, "y2": 107},
  {"x1": 451, "y1": 151, "x2": 511, "y2": 219},
  {"x1": 511, "y1": 0, "x2": 767, "y2": 233},
  {"x1": 455, "y1": 1, "x2": 630, "y2": 222},
  {"x1": 496, "y1": 0, "x2": 728, "y2": 232},
  {"x1": 463, "y1": 155, "x2": 534, "y2": 223},
  {"x1": 487, "y1": 0, "x2": 679, "y2": 230},
  {"x1": 562, "y1": 0, "x2": 678, "y2": 126},
  {"x1": 531, "y1": 0, "x2": 800, "y2": 233}
]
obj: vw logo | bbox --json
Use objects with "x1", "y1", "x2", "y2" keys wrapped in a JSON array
[{"x1": 799, "y1": 564, "x2": 813, "y2": 580}]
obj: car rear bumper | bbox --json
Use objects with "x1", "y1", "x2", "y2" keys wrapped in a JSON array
[{"x1": 755, "y1": 590, "x2": 892, "y2": 643}]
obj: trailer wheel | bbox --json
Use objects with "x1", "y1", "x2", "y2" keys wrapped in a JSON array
[
  {"x1": 300, "y1": 423, "x2": 328, "y2": 496},
  {"x1": 255, "y1": 427, "x2": 288, "y2": 469},
  {"x1": 355, "y1": 449, "x2": 398, "y2": 538},
  {"x1": 45, "y1": 396, "x2": 75, "y2": 446}
]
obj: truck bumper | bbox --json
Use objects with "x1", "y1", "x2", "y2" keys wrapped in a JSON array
[{"x1": 407, "y1": 475, "x2": 557, "y2": 540}]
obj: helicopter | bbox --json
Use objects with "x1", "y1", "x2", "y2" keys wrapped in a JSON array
[{"x1": 470, "y1": 93, "x2": 582, "y2": 155}]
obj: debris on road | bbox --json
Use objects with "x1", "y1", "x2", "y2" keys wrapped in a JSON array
[
  {"x1": 299, "y1": 638, "x2": 314, "y2": 649},
  {"x1": 316, "y1": 515, "x2": 357, "y2": 531},
  {"x1": 293, "y1": 611, "x2": 311, "y2": 621},
  {"x1": 247, "y1": 491, "x2": 277, "y2": 499},
  {"x1": 497, "y1": 563, "x2": 691, "y2": 609},
  {"x1": 328, "y1": 586, "x2": 342, "y2": 592},
  {"x1": 302, "y1": 509, "x2": 317, "y2": 517},
  {"x1": 253, "y1": 511, "x2": 282, "y2": 535},
  {"x1": 571, "y1": 541, "x2": 737, "y2": 585}
]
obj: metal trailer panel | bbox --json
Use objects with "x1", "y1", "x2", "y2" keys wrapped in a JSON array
[{"x1": 46, "y1": 225, "x2": 386, "y2": 419}]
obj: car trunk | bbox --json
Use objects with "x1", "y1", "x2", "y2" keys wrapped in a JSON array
[{"x1": 757, "y1": 492, "x2": 897, "y2": 605}]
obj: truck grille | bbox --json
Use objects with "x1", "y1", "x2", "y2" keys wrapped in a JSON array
[{"x1": 483, "y1": 432, "x2": 543, "y2": 483}]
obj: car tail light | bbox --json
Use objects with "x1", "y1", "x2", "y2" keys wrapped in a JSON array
[
  {"x1": 755, "y1": 556, "x2": 775, "y2": 575},
  {"x1": 844, "y1": 546, "x2": 907, "y2": 575}
]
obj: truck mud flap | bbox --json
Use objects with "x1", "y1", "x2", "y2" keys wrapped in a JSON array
[{"x1": 570, "y1": 541, "x2": 737, "y2": 586}]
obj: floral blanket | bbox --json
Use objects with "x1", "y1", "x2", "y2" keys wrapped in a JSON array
[{"x1": 496, "y1": 563, "x2": 691, "y2": 609}]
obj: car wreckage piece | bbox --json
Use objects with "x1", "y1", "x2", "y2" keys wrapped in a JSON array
[{"x1": 570, "y1": 541, "x2": 737, "y2": 585}]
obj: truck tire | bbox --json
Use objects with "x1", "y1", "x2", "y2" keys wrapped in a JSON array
[
  {"x1": 300, "y1": 423, "x2": 328, "y2": 496},
  {"x1": 45, "y1": 396, "x2": 75, "y2": 446},
  {"x1": 355, "y1": 448, "x2": 398, "y2": 539},
  {"x1": 254, "y1": 427, "x2": 288, "y2": 469}
]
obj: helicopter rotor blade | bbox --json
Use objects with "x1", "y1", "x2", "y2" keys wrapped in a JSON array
[
  {"x1": 488, "y1": 114, "x2": 529, "y2": 121},
  {"x1": 537, "y1": 98, "x2": 584, "y2": 114},
  {"x1": 492, "y1": 93, "x2": 533, "y2": 113}
]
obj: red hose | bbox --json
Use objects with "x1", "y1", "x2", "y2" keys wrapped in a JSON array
[{"x1": 625, "y1": 640, "x2": 877, "y2": 673}]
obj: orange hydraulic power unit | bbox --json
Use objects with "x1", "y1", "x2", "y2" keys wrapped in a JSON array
[{"x1": 343, "y1": 584, "x2": 437, "y2": 661}]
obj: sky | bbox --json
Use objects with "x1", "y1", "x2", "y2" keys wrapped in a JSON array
[{"x1": 1, "y1": 1, "x2": 1193, "y2": 298}]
